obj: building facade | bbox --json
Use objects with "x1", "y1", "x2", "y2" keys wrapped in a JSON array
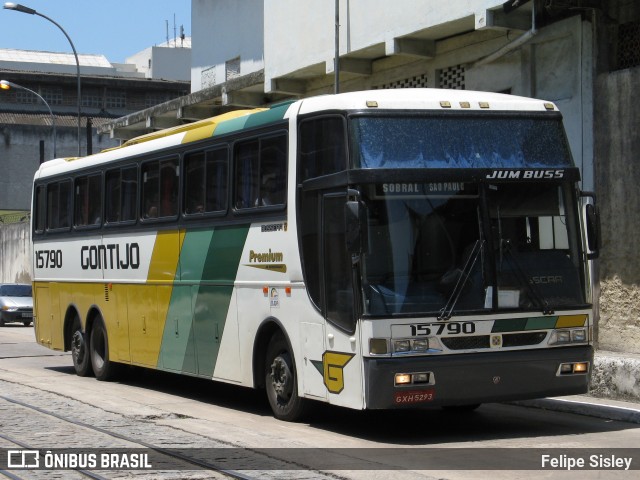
[
  {"x1": 97, "y1": 0, "x2": 640, "y2": 355},
  {"x1": 0, "y1": 49, "x2": 190, "y2": 212}
]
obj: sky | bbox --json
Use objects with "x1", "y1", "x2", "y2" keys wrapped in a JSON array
[{"x1": 0, "y1": 0, "x2": 191, "y2": 63}]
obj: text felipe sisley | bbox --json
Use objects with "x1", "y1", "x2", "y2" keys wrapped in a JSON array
[{"x1": 541, "y1": 454, "x2": 633, "y2": 470}]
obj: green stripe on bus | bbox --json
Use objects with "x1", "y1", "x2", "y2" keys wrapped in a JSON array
[
  {"x1": 243, "y1": 103, "x2": 291, "y2": 129},
  {"x1": 159, "y1": 229, "x2": 213, "y2": 373},
  {"x1": 212, "y1": 116, "x2": 250, "y2": 137},
  {"x1": 212, "y1": 103, "x2": 290, "y2": 137},
  {"x1": 525, "y1": 316, "x2": 558, "y2": 330},
  {"x1": 158, "y1": 225, "x2": 249, "y2": 377},
  {"x1": 194, "y1": 224, "x2": 250, "y2": 377},
  {"x1": 492, "y1": 318, "x2": 527, "y2": 333}
]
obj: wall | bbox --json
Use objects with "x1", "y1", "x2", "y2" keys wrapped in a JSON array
[
  {"x1": 191, "y1": 0, "x2": 264, "y2": 92},
  {"x1": 264, "y1": 0, "x2": 505, "y2": 89},
  {"x1": 151, "y1": 47, "x2": 192, "y2": 82},
  {"x1": 0, "y1": 222, "x2": 31, "y2": 284},
  {"x1": 0, "y1": 125, "x2": 117, "y2": 211},
  {"x1": 594, "y1": 66, "x2": 640, "y2": 354}
]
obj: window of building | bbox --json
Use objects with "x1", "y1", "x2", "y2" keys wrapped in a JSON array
[
  {"x1": 82, "y1": 88, "x2": 104, "y2": 108},
  {"x1": 15, "y1": 89, "x2": 37, "y2": 104},
  {"x1": 616, "y1": 20, "x2": 640, "y2": 70},
  {"x1": 106, "y1": 89, "x2": 127, "y2": 109},
  {"x1": 42, "y1": 87, "x2": 63, "y2": 106},
  {"x1": 225, "y1": 56, "x2": 241, "y2": 81}
]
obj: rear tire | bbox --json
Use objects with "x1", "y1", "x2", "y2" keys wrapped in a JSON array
[
  {"x1": 90, "y1": 317, "x2": 116, "y2": 381},
  {"x1": 71, "y1": 318, "x2": 93, "y2": 377},
  {"x1": 265, "y1": 333, "x2": 307, "y2": 422}
]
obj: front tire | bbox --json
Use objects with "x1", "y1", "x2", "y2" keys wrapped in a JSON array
[
  {"x1": 71, "y1": 318, "x2": 93, "y2": 377},
  {"x1": 265, "y1": 333, "x2": 307, "y2": 422},
  {"x1": 89, "y1": 317, "x2": 116, "y2": 381}
]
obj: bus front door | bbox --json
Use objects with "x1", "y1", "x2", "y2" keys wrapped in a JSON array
[{"x1": 321, "y1": 193, "x2": 364, "y2": 410}]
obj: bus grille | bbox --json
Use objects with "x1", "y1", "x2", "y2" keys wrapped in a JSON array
[
  {"x1": 442, "y1": 332, "x2": 547, "y2": 350},
  {"x1": 502, "y1": 332, "x2": 547, "y2": 347}
]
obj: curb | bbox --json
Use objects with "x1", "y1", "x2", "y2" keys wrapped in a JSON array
[{"x1": 514, "y1": 397, "x2": 640, "y2": 424}]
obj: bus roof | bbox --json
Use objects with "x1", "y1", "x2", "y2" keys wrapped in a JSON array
[
  {"x1": 296, "y1": 88, "x2": 558, "y2": 115},
  {"x1": 34, "y1": 89, "x2": 558, "y2": 180}
]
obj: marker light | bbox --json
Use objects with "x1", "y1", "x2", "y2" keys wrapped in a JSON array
[
  {"x1": 369, "y1": 338, "x2": 388, "y2": 355},
  {"x1": 412, "y1": 373, "x2": 430, "y2": 383}
]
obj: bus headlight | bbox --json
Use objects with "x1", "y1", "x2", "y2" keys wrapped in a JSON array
[
  {"x1": 571, "y1": 329, "x2": 587, "y2": 342},
  {"x1": 413, "y1": 339, "x2": 429, "y2": 352},
  {"x1": 394, "y1": 340, "x2": 411, "y2": 353},
  {"x1": 549, "y1": 328, "x2": 588, "y2": 345}
]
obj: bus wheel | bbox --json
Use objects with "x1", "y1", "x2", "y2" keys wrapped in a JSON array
[
  {"x1": 70, "y1": 319, "x2": 93, "y2": 377},
  {"x1": 89, "y1": 317, "x2": 116, "y2": 381},
  {"x1": 265, "y1": 333, "x2": 307, "y2": 422}
]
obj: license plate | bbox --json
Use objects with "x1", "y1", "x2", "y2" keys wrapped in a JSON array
[
  {"x1": 22, "y1": 313, "x2": 33, "y2": 319},
  {"x1": 394, "y1": 389, "x2": 435, "y2": 405}
]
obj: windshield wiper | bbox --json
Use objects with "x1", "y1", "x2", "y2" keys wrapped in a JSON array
[
  {"x1": 438, "y1": 239, "x2": 484, "y2": 321},
  {"x1": 500, "y1": 240, "x2": 554, "y2": 315}
]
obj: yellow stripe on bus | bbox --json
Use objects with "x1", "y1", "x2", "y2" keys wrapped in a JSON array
[
  {"x1": 556, "y1": 314, "x2": 588, "y2": 328},
  {"x1": 147, "y1": 230, "x2": 184, "y2": 283}
]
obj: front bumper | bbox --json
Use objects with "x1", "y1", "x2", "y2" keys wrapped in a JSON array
[
  {"x1": 0, "y1": 310, "x2": 33, "y2": 323},
  {"x1": 364, "y1": 346, "x2": 593, "y2": 409}
]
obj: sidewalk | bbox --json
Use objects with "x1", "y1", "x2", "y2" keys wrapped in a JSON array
[{"x1": 516, "y1": 350, "x2": 640, "y2": 424}]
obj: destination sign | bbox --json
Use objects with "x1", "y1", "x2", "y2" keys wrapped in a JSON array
[{"x1": 376, "y1": 182, "x2": 477, "y2": 197}]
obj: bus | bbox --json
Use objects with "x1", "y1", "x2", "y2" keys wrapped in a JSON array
[{"x1": 31, "y1": 89, "x2": 599, "y2": 421}]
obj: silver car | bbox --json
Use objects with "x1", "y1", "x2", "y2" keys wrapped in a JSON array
[{"x1": 0, "y1": 284, "x2": 33, "y2": 327}]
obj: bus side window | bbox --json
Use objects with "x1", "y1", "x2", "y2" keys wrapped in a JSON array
[
  {"x1": 74, "y1": 174, "x2": 102, "y2": 227},
  {"x1": 234, "y1": 140, "x2": 259, "y2": 209},
  {"x1": 106, "y1": 166, "x2": 137, "y2": 224},
  {"x1": 234, "y1": 134, "x2": 286, "y2": 210},
  {"x1": 34, "y1": 185, "x2": 46, "y2": 233},
  {"x1": 47, "y1": 180, "x2": 72, "y2": 230},
  {"x1": 257, "y1": 135, "x2": 286, "y2": 207},
  {"x1": 141, "y1": 158, "x2": 178, "y2": 220},
  {"x1": 184, "y1": 151, "x2": 206, "y2": 214},
  {"x1": 298, "y1": 116, "x2": 346, "y2": 181},
  {"x1": 205, "y1": 147, "x2": 228, "y2": 212}
]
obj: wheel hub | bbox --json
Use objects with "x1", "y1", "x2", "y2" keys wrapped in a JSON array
[{"x1": 270, "y1": 356, "x2": 292, "y2": 399}]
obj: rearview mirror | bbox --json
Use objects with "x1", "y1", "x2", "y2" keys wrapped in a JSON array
[{"x1": 581, "y1": 191, "x2": 600, "y2": 260}]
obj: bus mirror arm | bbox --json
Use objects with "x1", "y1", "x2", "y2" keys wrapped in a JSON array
[{"x1": 580, "y1": 191, "x2": 600, "y2": 260}]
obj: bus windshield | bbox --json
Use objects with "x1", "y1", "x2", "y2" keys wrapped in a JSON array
[
  {"x1": 360, "y1": 181, "x2": 586, "y2": 317},
  {"x1": 351, "y1": 115, "x2": 573, "y2": 169}
]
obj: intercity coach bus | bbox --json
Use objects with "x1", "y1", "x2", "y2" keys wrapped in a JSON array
[{"x1": 31, "y1": 89, "x2": 600, "y2": 421}]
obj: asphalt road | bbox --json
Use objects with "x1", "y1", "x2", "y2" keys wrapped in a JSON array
[{"x1": 1, "y1": 325, "x2": 639, "y2": 480}]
